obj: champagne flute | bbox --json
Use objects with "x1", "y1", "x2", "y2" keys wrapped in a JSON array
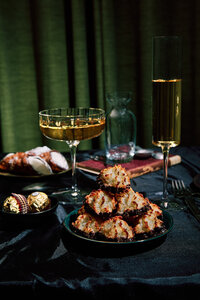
[
  {"x1": 39, "y1": 108, "x2": 105, "y2": 204},
  {"x1": 152, "y1": 36, "x2": 182, "y2": 208}
]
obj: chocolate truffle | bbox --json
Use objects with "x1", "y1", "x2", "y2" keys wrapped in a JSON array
[
  {"x1": 27, "y1": 192, "x2": 50, "y2": 212},
  {"x1": 3, "y1": 193, "x2": 28, "y2": 214}
]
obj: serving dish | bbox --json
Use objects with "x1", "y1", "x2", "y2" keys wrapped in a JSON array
[{"x1": 63, "y1": 208, "x2": 173, "y2": 246}]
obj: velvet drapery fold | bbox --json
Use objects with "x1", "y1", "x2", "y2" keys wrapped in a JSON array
[{"x1": 0, "y1": 0, "x2": 199, "y2": 152}]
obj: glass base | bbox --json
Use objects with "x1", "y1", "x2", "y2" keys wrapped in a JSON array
[
  {"x1": 151, "y1": 194, "x2": 186, "y2": 210},
  {"x1": 52, "y1": 188, "x2": 85, "y2": 206},
  {"x1": 160, "y1": 200, "x2": 180, "y2": 209},
  {"x1": 106, "y1": 144, "x2": 135, "y2": 163}
]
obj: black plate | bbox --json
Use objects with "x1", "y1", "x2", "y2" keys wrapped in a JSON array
[
  {"x1": 0, "y1": 169, "x2": 70, "y2": 178},
  {"x1": 63, "y1": 209, "x2": 173, "y2": 247}
]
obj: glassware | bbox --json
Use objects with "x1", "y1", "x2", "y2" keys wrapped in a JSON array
[
  {"x1": 39, "y1": 108, "x2": 105, "y2": 204},
  {"x1": 152, "y1": 36, "x2": 182, "y2": 208},
  {"x1": 105, "y1": 91, "x2": 137, "y2": 163}
]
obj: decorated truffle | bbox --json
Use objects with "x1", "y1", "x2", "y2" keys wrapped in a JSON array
[
  {"x1": 3, "y1": 193, "x2": 29, "y2": 214},
  {"x1": 27, "y1": 192, "x2": 51, "y2": 212}
]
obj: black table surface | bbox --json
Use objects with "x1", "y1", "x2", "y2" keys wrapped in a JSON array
[{"x1": 0, "y1": 146, "x2": 200, "y2": 299}]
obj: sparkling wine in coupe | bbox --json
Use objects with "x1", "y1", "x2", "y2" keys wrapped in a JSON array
[
  {"x1": 152, "y1": 79, "x2": 181, "y2": 147},
  {"x1": 39, "y1": 108, "x2": 105, "y2": 203},
  {"x1": 40, "y1": 118, "x2": 105, "y2": 141}
]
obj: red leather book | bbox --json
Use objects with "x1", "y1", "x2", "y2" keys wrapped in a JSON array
[{"x1": 77, "y1": 154, "x2": 181, "y2": 178}]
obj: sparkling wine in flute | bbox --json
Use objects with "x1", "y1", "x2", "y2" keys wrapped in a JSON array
[
  {"x1": 152, "y1": 79, "x2": 181, "y2": 147},
  {"x1": 152, "y1": 36, "x2": 182, "y2": 208}
]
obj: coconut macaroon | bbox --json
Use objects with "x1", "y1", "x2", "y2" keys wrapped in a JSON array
[
  {"x1": 84, "y1": 189, "x2": 117, "y2": 218},
  {"x1": 97, "y1": 164, "x2": 130, "y2": 193},
  {"x1": 115, "y1": 188, "x2": 151, "y2": 217},
  {"x1": 99, "y1": 216, "x2": 134, "y2": 242},
  {"x1": 72, "y1": 212, "x2": 101, "y2": 239},
  {"x1": 148, "y1": 201, "x2": 163, "y2": 217},
  {"x1": 131, "y1": 209, "x2": 164, "y2": 239}
]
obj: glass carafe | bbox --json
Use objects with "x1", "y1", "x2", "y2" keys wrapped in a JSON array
[{"x1": 105, "y1": 91, "x2": 137, "y2": 163}]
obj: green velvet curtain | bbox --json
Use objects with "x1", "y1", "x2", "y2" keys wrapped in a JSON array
[{"x1": 0, "y1": 0, "x2": 199, "y2": 153}]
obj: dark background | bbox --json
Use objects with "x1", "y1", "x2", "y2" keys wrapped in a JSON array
[{"x1": 0, "y1": 0, "x2": 199, "y2": 152}]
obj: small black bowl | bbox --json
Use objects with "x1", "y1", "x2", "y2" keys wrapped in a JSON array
[{"x1": 0, "y1": 195, "x2": 59, "y2": 227}]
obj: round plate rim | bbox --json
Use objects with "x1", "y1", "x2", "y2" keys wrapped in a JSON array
[
  {"x1": 63, "y1": 208, "x2": 173, "y2": 245},
  {"x1": 0, "y1": 167, "x2": 70, "y2": 179}
]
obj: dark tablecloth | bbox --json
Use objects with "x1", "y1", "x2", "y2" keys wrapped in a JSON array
[{"x1": 0, "y1": 146, "x2": 200, "y2": 298}]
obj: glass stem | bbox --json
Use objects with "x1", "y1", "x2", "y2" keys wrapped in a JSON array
[
  {"x1": 161, "y1": 144, "x2": 170, "y2": 208},
  {"x1": 68, "y1": 141, "x2": 80, "y2": 196}
]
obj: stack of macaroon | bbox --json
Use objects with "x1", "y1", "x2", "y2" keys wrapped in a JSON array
[{"x1": 72, "y1": 165, "x2": 165, "y2": 242}]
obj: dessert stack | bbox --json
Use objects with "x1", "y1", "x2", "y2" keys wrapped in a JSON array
[{"x1": 72, "y1": 165, "x2": 165, "y2": 242}]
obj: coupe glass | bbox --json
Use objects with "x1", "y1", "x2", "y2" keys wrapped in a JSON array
[
  {"x1": 152, "y1": 36, "x2": 182, "y2": 208},
  {"x1": 39, "y1": 108, "x2": 105, "y2": 203}
]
